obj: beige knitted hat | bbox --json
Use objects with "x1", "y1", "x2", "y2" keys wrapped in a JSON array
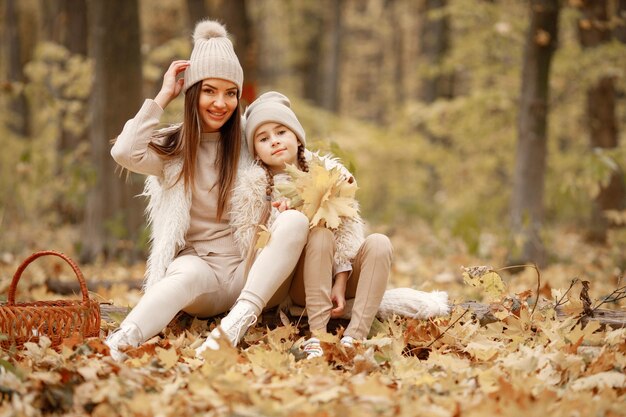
[
  {"x1": 243, "y1": 91, "x2": 306, "y2": 156},
  {"x1": 183, "y1": 19, "x2": 243, "y2": 96}
]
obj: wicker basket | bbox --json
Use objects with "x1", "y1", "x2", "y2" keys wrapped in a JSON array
[{"x1": 0, "y1": 250, "x2": 101, "y2": 348}]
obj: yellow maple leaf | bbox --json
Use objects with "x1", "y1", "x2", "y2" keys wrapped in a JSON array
[
  {"x1": 255, "y1": 225, "x2": 271, "y2": 249},
  {"x1": 462, "y1": 266, "x2": 506, "y2": 301},
  {"x1": 156, "y1": 346, "x2": 178, "y2": 370},
  {"x1": 275, "y1": 155, "x2": 358, "y2": 229}
]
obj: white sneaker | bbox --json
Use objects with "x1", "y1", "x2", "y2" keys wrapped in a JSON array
[
  {"x1": 340, "y1": 335, "x2": 355, "y2": 350},
  {"x1": 196, "y1": 303, "x2": 258, "y2": 357},
  {"x1": 105, "y1": 323, "x2": 143, "y2": 361},
  {"x1": 302, "y1": 337, "x2": 324, "y2": 359}
]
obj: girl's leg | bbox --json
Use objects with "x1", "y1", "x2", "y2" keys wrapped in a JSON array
[
  {"x1": 289, "y1": 226, "x2": 335, "y2": 334},
  {"x1": 344, "y1": 233, "x2": 393, "y2": 340}
]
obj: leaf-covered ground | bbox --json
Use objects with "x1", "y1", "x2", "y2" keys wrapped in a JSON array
[{"x1": 1, "y1": 225, "x2": 625, "y2": 416}]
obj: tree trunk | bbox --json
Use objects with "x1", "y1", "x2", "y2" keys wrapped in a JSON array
[
  {"x1": 577, "y1": 0, "x2": 625, "y2": 243},
  {"x1": 321, "y1": 0, "x2": 343, "y2": 113},
  {"x1": 510, "y1": 0, "x2": 560, "y2": 266},
  {"x1": 209, "y1": 0, "x2": 257, "y2": 106},
  {"x1": 186, "y1": 0, "x2": 207, "y2": 26},
  {"x1": 2, "y1": 0, "x2": 30, "y2": 137},
  {"x1": 41, "y1": 0, "x2": 88, "y2": 55},
  {"x1": 82, "y1": 0, "x2": 145, "y2": 263},
  {"x1": 614, "y1": 0, "x2": 626, "y2": 43},
  {"x1": 299, "y1": 7, "x2": 325, "y2": 108},
  {"x1": 41, "y1": 0, "x2": 88, "y2": 154},
  {"x1": 417, "y1": 0, "x2": 453, "y2": 103}
]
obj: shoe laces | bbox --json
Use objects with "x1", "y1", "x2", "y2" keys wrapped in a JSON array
[
  {"x1": 340, "y1": 335, "x2": 355, "y2": 349},
  {"x1": 302, "y1": 337, "x2": 324, "y2": 359},
  {"x1": 220, "y1": 307, "x2": 257, "y2": 346},
  {"x1": 105, "y1": 324, "x2": 143, "y2": 361},
  {"x1": 106, "y1": 323, "x2": 142, "y2": 348}
]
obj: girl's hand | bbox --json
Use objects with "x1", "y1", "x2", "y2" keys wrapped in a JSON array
[
  {"x1": 330, "y1": 272, "x2": 349, "y2": 318},
  {"x1": 272, "y1": 198, "x2": 290, "y2": 212},
  {"x1": 154, "y1": 60, "x2": 190, "y2": 109}
]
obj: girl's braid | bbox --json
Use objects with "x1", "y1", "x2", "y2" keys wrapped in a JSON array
[
  {"x1": 297, "y1": 145, "x2": 309, "y2": 172},
  {"x1": 261, "y1": 162, "x2": 274, "y2": 201}
]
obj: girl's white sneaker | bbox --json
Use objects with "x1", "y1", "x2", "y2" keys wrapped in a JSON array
[
  {"x1": 340, "y1": 335, "x2": 355, "y2": 350},
  {"x1": 302, "y1": 337, "x2": 324, "y2": 359}
]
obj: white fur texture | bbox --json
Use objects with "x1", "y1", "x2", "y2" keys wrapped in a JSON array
[
  {"x1": 142, "y1": 158, "x2": 191, "y2": 291},
  {"x1": 377, "y1": 288, "x2": 450, "y2": 320},
  {"x1": 193, "y1": 20, "x2": 227, "y2": 42}
]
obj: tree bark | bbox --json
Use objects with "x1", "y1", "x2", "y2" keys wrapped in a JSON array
[
  {"x1": 40, "y1": 0, "x2": 88, "y2": 154},
  {"x1": 417, "y1": 0, "x2": 453, "y2": 103},
  {"x1": 577, "y1": 0, "x2": 625, "y2": 243},
  {"x1": 210, "y1": 0, "x2": 257, "y2": 106},
  {"x1": 614, "y1": 0, "x2": 626, "y2": 43},
  {"x1": 2, "y1": 0, "x2": 30, "y2": 137},
  {"x1": 41, "y1": 0, "x2": 88, "y2": 56},
  {"x1": 82, "y1": 0, "x2": 145, "y2": 263},
  {"x1": 321, "y1": 0, "x2": 343, "y2": 112},
  {"x1": 186, "y1": 0, "x2": 207, "y2": 26},
  {"x1": 510, "y1": 0, "x2": 560, "y2": 266}
]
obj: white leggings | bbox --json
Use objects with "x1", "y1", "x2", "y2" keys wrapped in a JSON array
[{"x1": 122, "y1": 210, "x2": 309, "y2": 342}]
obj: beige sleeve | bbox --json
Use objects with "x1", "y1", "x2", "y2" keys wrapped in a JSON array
[{"x1": 110, "y1": 99, "x2": 166, "y2": 177}]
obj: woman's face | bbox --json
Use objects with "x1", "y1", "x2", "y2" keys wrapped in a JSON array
[
  {"x1": 253, "y1": 122, "x2": 299, "y2": 173},
  {"x1": 197, "y1": 78, "x2": 238, "y2": 132}
]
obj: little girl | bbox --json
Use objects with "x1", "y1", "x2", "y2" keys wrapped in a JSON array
[{"x1": 228, "y1": 91, "x2": 392, "y2": 358}]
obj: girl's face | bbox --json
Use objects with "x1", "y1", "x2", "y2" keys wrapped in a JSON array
[
  {"x1": 197, "y1": 78, "x2": 238, "y2": 132},
  {"x1": 254, "y1": 122, "x2": 299, "y2": 173}
]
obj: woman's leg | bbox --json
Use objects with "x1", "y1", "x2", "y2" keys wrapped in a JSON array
[
  {"x1": 122, "y1": 253, "x2": 221, "y2": 341},
  {"x1": 289, "y1": 226, "x2": 335, "y2": 334},
  {"x1": 344, "y1": 233, "x2": 393, "y2": 340}
]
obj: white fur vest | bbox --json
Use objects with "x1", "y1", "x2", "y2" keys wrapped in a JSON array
[
  {"x1": 142, "y1": 159, "x2": 190, "y2": 291},
  {"x1": 229, "y1": 152, "x2": 365, "y2": 272}
]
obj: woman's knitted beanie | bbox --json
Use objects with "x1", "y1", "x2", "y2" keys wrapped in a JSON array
[
  {"x1": 183, "y1": 19, "x2": 244, "y2": 96},
  {"x1": 243, "y1": 91, "x2": 306, "y2": 156}
]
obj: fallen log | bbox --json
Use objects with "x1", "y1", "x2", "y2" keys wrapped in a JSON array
[
  {"x1": 99, "y1": 301, "x2": 625, "y2": 329},
  {"x1": 46, "y1": 278, "x2": 142, "y2": 294},
  {"x1": 45, "y1": 279, "x2": 625, "y2": 329}
]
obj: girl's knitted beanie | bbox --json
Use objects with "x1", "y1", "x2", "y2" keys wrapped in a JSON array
[{"x1": 183, "y1": 19, "x2": 244, "y2": 97}]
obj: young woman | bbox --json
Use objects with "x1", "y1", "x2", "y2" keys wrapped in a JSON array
[
  {"x1": 106, "y1": 21, "x2": 310, "y2": 360},
  {"x1": 227, "y1": 91, "x2": 393, "y2": 358}
]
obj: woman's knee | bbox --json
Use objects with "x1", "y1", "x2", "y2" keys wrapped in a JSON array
[{"x1": 163, "y1": 255, "x2": 215, "y2": 292}]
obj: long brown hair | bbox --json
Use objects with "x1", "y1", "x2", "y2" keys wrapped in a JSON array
[
  {"x1": 243, "y1": 144, "x2": 309, "y2": 276},
  {"x1": 148, "y1": 81, "x2": 242, "y2": 220}
]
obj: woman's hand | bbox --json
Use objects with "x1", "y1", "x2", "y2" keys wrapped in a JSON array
[
  {"x1": 330, "y1": 272, "x2": 349, "y2": 318},
  {"x1": 272, "y1": 198, "x2": 290, "y2": 212},
  {"x1": 154, "y1": 60, "x2": 190, "y2": 109}
]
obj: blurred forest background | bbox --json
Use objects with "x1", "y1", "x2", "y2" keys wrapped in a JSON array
[{"x1": 1, "y1": 0, "x2": 625, "y2": 295}]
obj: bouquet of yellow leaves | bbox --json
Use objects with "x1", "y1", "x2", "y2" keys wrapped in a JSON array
[{"x1": 274, "y1": 155, "x2": 359, "y2": 229}]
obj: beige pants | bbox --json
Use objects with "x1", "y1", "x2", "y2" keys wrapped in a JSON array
[
  {"x1": 290, "y1": 227, "x2": 393, "y2": 339},
  {"x1": 123, "y1": 210, "x2": 309, "y2": 342}
]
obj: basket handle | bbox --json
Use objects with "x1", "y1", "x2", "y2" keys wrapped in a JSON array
[{"x1": 8, "y1": 250, "x2": 90, "y2": 306}]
